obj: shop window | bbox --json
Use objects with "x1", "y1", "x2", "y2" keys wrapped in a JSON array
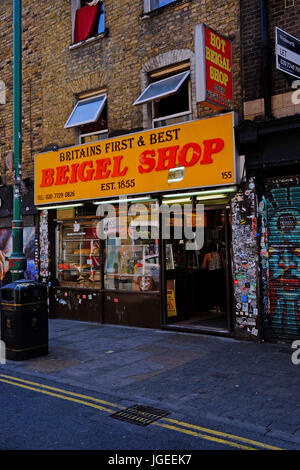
[
  {"x1": 79, "y1": 102, "x2": 108, "y2": 143},
  {"x1": 72, "y1": 0, "x2": 105, "y2": 45},
  {"x1": 64, "y1": 94, "x2": 108, "y2": 143},
  {"x1": 144, "y1": 0, "x2": 176, "y2": 12},
  {"x1": 56, "y1": 218, "x2": 102, "y2": 287},
  {"x1": 104, "y1": 201, "x2": 160, "y2": 292},
  {"x1": 134, "y1": 69, "x2": 192, "y2": 128}
]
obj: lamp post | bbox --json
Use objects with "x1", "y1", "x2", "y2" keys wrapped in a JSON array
[{"x1": 10, "y1": 0, "x2": 26, "y2": 281}]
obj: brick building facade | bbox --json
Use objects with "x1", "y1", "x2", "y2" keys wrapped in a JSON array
[
  {"x1": 1, "y1": 0, "x2": 298, "y2": 343},
  {"x1": 241, "y1": 0, "x2": 300, "y2": 119},
  {"x1": 237, "y1": 0, "x2": 300, "y2": 343},
  {"x1": 1, "y1": 0, "x2": 243, "y2": 170}
]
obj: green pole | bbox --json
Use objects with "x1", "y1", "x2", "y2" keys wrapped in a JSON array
[{"x1": 10, "y1": 0, "x2": 26, "y2": 281}]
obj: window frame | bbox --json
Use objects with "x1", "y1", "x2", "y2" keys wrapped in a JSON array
[
  {"x1": 103, "y1": 200, "x2": 160, "y2": 293},
  {"x1": 55, "y1": 217, "x2": 102, "y2": 287},
  {"x1": 79, "y1": 129, "x2": 109, "y2": 145},
  {"x1": 152, "y1": 76, "x2": 192, "y2": 128},
  {"x1": 144, "y1": 0, "x2": 177, "y2": 12},
  {"x1": 152, "y1": 71, "x2": 192, "y2": 127},
  {"x1": 71, "y1": 0, "x2": 105, "y2": 46},
  {"x1": 133, "y1": 71, "x2": 190, "y2": 106},
  {"x1": 134, "y1": 67, "x2": 192, "y2": 129}
]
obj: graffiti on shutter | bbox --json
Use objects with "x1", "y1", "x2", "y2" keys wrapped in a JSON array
[{"x1": 266, "y1": 180, "x2": 300, "y2": 342}]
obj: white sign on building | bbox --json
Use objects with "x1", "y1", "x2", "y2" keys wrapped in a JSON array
[{"x1": 276, "y1": 27, "x2": 300, "y2": 80}]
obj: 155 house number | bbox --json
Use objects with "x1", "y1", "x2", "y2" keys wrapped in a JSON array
[{"x1": 221, "y1": 171, "x2": 232, "y2": 179}]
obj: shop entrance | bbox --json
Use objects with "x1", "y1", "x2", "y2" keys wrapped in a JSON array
[{"x1": 163, "y1": 205, "x2": 232, "y2": 332}]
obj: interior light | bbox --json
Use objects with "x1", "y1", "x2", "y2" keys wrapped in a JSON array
[
  {"x1": 37, "y1": 203, "x2": 84, "y2": 210},
  {"x1": 93, "y1": 196, "x2": 152, "y2": 205},
  {"x1": 162, "y1": 197, "x2": 192, "y2": 204},
  {"x1": 163, "y1": 186, "x2": 237, "y2": 198},
  {"x1": 196, "y1": 194, "x2": 228, "y2": 201}
]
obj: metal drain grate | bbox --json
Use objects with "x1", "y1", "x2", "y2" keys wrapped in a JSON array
[{"x1": 110, "y1": 404, "x2": 170, "y2": 426}]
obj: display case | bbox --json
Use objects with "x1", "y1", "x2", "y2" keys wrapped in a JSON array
[
  {"x1": 104, "y1": 201, "x2": 160, "y2": 292},
  {"x1": 104, "y1": 240, "x2": 159, "y2": 291},
  {"x1": 56, "y1": 218, "x2": 101, "y2": 287}
]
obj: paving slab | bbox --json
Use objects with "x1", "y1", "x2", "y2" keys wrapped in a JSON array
[{"x1": 1, "y1": 318, "x2": 300, "y2": 446}]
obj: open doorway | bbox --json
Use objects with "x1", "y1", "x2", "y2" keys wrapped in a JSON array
[{"x1": 163, "y1": 205, "x2": 232, "y2": 332}]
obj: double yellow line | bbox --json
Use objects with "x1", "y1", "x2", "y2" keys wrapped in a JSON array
[{"x1": 0, "y1": 373, "x2": 282, "y2": 451}]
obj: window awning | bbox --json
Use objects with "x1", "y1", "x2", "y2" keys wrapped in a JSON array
[
  {"x1": 133, "y1": 71, "x2": 190, "y2": 106},
  {"x1": 64, "y1": 94, "x2": 107, "y2": 129}
]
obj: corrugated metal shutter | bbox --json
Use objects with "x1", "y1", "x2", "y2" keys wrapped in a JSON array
[{"x1": 264, "y1": 180, "x2": 300, "y2": 343}]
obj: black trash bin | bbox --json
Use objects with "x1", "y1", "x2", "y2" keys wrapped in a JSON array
[{"x1": 0, "y1": 280, "x2": 48, "y2": 360}]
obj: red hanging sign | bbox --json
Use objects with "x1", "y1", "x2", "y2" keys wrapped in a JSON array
[{"x1": 195, "y1": 24, "x2": 233, "y2": 110}]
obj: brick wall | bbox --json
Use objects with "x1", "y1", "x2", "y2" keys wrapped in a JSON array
[
  {"x1": 0, "y1": 1, "x2": 14, "y2": 185},
  {"x1": 0, "y1": 0, "x2": 242, "y2": 184},
  {"x1": 0, "y1": 1, "x2": 44, "y2": 184},
  {"x1": 241, "y1": 0, "x2": 300, "y2": 103}
]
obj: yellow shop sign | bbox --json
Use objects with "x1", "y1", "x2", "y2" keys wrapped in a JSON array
[{"x1": 34, "y1": 112, "x2": 237, "y2": 205}]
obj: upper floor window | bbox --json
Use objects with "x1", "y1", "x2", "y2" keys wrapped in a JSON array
[
  {"x1": 144, "y1": 0, "x2": 176, "y2": 12},
  {"x1": 134, "y1": 67, "x2": 192, "y2": 128},
  {"x1": 64, "y1": 94, "x2": 108, "y2": 144},
  {"x1": 72, "y1": 0, "x2": 105, "y2": 45}
]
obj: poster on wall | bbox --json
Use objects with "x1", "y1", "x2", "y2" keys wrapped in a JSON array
[
  {"x1": 167, "y1": 286, "x2": 177, "y2": 317},
  {"x1": 0, "y1": 227, "x2": 36, "y2": 284},
  {"x1": 195, "y1": 23, "x2": 233, "y2": 110}
]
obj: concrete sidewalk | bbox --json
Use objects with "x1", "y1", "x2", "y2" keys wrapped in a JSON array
[{"x1": 1, "y1": 318, "x2": 300, "y2": 446}]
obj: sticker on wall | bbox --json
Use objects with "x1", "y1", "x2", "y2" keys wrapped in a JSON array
[{"x1": 73, "y1": 222, "x2": 80, "y2": 232}]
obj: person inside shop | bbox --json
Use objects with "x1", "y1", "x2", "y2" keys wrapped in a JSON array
[
  {"x1": 202, "y1": 241, "x2": 224, "y2": 313},
  {"x1": 113, "y1": 262, "x2": 120, "y2": 290},
  {"x1": 89, "y1": 240, "x2": 101, "y2": 282}
]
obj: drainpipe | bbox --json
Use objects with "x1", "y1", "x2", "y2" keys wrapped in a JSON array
[
  {"x1": 10, "y1": 0, "x2": 26, "y2": 281},
  {"x1": 260, "y1": 0, "x2": 273, "y2": 120}
]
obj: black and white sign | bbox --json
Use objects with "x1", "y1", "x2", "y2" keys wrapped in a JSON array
[{"x1": 276, "y1": 27, "x2": 300, "y2": 79}]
